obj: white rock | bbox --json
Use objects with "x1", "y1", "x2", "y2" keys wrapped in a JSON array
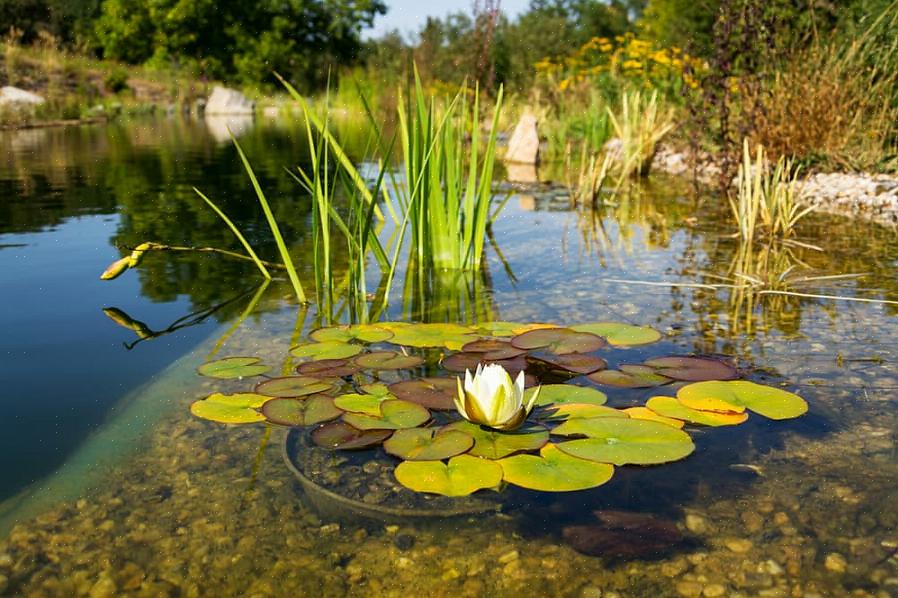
[
  {"x1": 0, "y1": 86, "x2": 45, "y2": 107},
  {"x1": 505, "y1": 112, "x2": 540, "y2": 164},
  {"x1": 204, "y1": 86, "x2": 255, "y2": 115}
]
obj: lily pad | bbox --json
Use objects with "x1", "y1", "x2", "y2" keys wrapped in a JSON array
[
  {"x1": 354, "y1": 351, "x2": 425, "y2": 370},
  {"x1": 333, "y1": 392, "x2": 390, "y2": 416},
  {"x1": 539, "y1": 403, "x2": 627, "y2": 421},
  {"x1": 511, "y1": 327, "x2": 606, "y2": 355},
  {"x1": 311, "y1": 421, "x2": 392, "y2": 450},
  {"x1": 553, "y1": 417, "x2": 695, "y2": 465},
  {"x1": 255, "y1": 376, "x2": 337, "y2": 398},
  {"x1": 261, "y1": 396, "x2": 342, "y2": 426},
  {"x1": 499, "y1": 444, "x2": 615, "y2": 492},
  {"x1": 444, "y1": 421, "x2": 549, "y2": 459},
  {"x1": 677, "y1": 380, "x2": 808, "y2": 420},
  {"x1": 537, "y1": 353, "x2": 607, "y2": 374},
  {"x1": 386, "y1": 323, "x2": 478, "y2": 349},
  {"x1": 388, "y1": 377, "x2": 457, "y2": 410},
  {"x1": 394, "y1": 454, "x2": 503, "y2": 497},
  {"x1": 623, "y1": 406, "x2": 685, "y2": 429},
  {"x1": 342, "y1": 399, "x2": 431, "y2": 430},
  {"x1": 643, "y1": 356, "x2": 738, "y2": 381},
  {"x1": 295, "y1": 358, "x2": 362, "y2": 377},
  {"x1": 461, "y1": 339, "x2": 527, "y2": 360},
  {"x1": 474, "y1": 321, "x2": 532, "y2": 337},
  {"x1": 529, "y1": 384, "x2": 608, "y2": 407},
  {"x1": 190, "y1": 392, "x2": 268, "y2": 424},
  {"x1": 441, "y1": 352, "x2": 528, "y2": 376},
  {"x1": 570, "y1": 322, "x2": 662, "y2": 346},
  {"x1": 588, "y1": 367, "x2": 671, "y2": 388},
  {"x1": 309, "y1": 324, "x2": 394, "y2": 344},
  {"x1": 646, "y1": 396, "x2": 749, "y2": 426},
  {"x1": 197, "y1": 357, "x2": 269, "y2": 379},
  {"x1": 360, "y1": 382, "x2": 394, "y2": 398},
  {"x1": 290, "y1": 341, "x2": 363, "y2": 360},
  {"x1": 383, "y1": 428, "x2": 475, "y2": 461}
]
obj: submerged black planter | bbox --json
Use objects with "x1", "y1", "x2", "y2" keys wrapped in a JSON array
[{"x1": 282, "y1": 427, "x2": 502, "y2": 524}]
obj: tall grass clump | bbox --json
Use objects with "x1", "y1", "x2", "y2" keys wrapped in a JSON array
[
  {"x1": 731, "y1": 139, "x2": 813, "y2": 243},
  {"x1": 395, "y1": 73, "x2": 504, "y2": 272},
  {"x1": 607, "y1": 89, "x2": 674, "y2": 181}
]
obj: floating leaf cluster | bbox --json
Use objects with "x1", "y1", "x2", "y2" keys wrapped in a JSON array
[{"x1": 191, "y1": 321, "x2": 808, "y2": 496}]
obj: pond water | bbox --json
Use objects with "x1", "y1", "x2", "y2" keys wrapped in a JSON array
[{"x1": 1, "y1": 116, "x2": 898, "y2": 597}]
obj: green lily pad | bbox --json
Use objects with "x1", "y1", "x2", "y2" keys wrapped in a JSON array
[
  {"x1": 499, "y1": 444, "x2": 615, "y2": 492},
  {"x1": 553, "y1": 418, "x2": 695, "y2": 465},
  {"x1": 443, "y1": 421, "x2": 549, "y2": 459},
  {"x1": 333, "y1": 392, "x2": 390, "y2": 416},
  {"x1": 388, "y1": 377, "x2": 457, "y2": 410},
  {"x1": 622, "y1": 406, "x2": 685, "y2": 429},
  {"x1": 255, "y1": 376, "x2": 337, "y2": 398},
  {"x1": 386, "y1": 323, "x2": 478, "y2": 349},
  {"x1": 261, "y1": 396, "x2": 342, "y2": 426},
  {"x1": 197, "y1": 357, "x2": 270, "y2": 379},
  {"x1": 529, "y1": 384, "x2": 608, "y2": 407},
  {"x1": 570, "y1": 322, "x2": 662, "y2": 346},
  {"x1": 538, "y1": 403, "x2": 627, "y2": 422},
  {"x1": 394, "y1": 454, "x2": 503, "y2": 497},
  {"x1": 588, "y1": 367, "x2": 671, "y2": 388},
  {"x1": 537, "y1": 353, "x2": 607, "y2": 374},
  {"x1": 461, "y1": 339, "x2": 527, "y2": 360},
  {"x1": 342, "y1": 399, "x2": 431, "y2": 430},
  {"x1": 676, "y1": 380, "x2": 808, "y2": 420},
  {"x1": 646, "y1": 396, "x2": 748, "y2": 426},
  {"x1": 295, "y1": 358, "x2": 362, "y2": 377},
  {"x1": 643, "y1": 356, "x2": 738, "y2": 381},
  {"x1": 309, "y1": 324, "x2": 394, "y2": 344},
  {"x1": 311, "y1": 421, "x2": 392, "y2": 450},
  {"x1": 360, "y1": 383, "x2": 394, "y2": 398},
  {"x1": 511, "y1": 327, "x2": 606, "y2": 355},
  {"x1": 290, "y1": 341, "x2": 363, "y2": 360},
  {"x1": 190, "y1": 392, "x2": 268, "y2": 424},
  {"x1": 383, "y1": 428, "x2": 475, "y2": 460},
  {"x1": 474, "y1": 321, "x2": 538, "y2": 337},
  {"x1": 354, "y1": 351, "x2": 425, "y2": 370}
]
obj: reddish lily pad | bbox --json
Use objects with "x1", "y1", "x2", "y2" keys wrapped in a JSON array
[
  {"x1": 383, "y1": 428, "x2": 475, "y2": 461},
  {"x1": 388, "y1": 377, "x2": 457, "y2": 411},
  {"x1": 342, "y1": 399, "x2": 431, "y2": 430},
  {"x1": 295, "y1": 358, "x2": 362, "y2": 377},
  {"x1": 311, "y1": 421, "x2": 392, "y2": 450},
  {"x1": 499, "y1": 444, "x2": 615, "y2": 492},
  {"x1": 461, "y1": 339, "x2": 527, "y2": 360},
  {"x1": 511, "y1": 328, "x2": 606, "y2": 355},
  {"x1": 290, "y1": 341, "x2": 363, "y2": 360},
  {"x1": 197, "y1": 357, "x2": 270, "y2": 379},
  {"x1": 441, "y1": 352, "x2": 528, "y2": 375},
  {"x1": 261, "y1": 396, "x2": 342, "y2": 426},
  {"x1": 255, "y1": 376, "x2": 337, "y2": 398},
  {"x1": 537, "y1": 353, "x2": 608, "y2": 374},
  {"x1": 394, "y1": 454, "x2": 503, "y2": 497},
  {"x1": 443, "y1": 421, "x2": 549, "y2": 459},
  {"x1": 588, "y1": 366, "x2": 671, "y2": 388},
  {"x1": 309, "y1": 324, "x2": 394, "y2": 344},
  {"x1": 553, "y1": 418, "x2": 695, "y2": 465},
  {"x1": 354, "y1": 351, "x2": 425, "y2": 370},
  {"x1": 643, "y1": 356, "x2": 738, "y2": 381}
]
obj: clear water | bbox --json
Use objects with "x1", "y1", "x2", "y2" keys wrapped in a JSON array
[{"x1": 1, "y1": 116, "x2": 898, "y2": 597}]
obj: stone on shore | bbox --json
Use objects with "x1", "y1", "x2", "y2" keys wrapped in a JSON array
[
  {"x1": 0, "y1": 86, "x2": 46, "y2": 108},
  {"x1": 204, "y1": 86, "x2": 255, "y2": 116},
  {"x1": 505, "y1": 112, "x2": 540, "y2": 164}
]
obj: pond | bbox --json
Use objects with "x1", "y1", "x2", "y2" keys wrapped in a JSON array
[{"x1": 1, "y1": 115, "x2": 898, "y2": 597}]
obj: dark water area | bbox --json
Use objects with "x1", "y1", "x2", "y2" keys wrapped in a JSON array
[{"x1": 1, "y1": 115, "x2": 898, "y2": 597}]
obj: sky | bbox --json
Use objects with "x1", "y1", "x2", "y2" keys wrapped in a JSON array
[{"x1": 367, "y1": 0, "x2": 531, "y2": 39}]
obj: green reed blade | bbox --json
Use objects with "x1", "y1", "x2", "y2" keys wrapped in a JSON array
[{"x1": 193, "y1": 187, "x2": 271, "y2": 280}]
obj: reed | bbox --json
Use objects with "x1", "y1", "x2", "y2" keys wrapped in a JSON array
[{"x1": 607, "y1": 90, "x2": 674, "y2": 182}]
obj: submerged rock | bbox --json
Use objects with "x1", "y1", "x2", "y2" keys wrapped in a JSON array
[{"x1": 562, "y1": 510, "x2": 684, "y2": 559}]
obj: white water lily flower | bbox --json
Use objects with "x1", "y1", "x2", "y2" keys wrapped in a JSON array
[{"x1": 454, "y1": 363, "x2": 540, "y2": 431}]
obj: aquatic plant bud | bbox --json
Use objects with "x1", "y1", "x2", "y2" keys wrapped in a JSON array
[
  {"x1": 100, "y1": 256, "x2": 130, "y2": 280},
  {"x1": 454, "y1": 363, "x2": 540, "y2": 431},
  {"x1": 128, "y1": 242, "x2": 153, "y2": 267}
]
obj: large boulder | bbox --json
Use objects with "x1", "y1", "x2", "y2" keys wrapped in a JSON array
[
  {"x1": 0, "y1": 86, "x2": 46, "y2": 108},
  {"x1": 504, "y1": 112, "x2": 540, "y2": 164},
  {"x1": 204, "y1": 86, "x2": 254, "y2": 115}
]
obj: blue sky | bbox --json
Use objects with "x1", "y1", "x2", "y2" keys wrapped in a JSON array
[{"x1": 367, "y1": 0, "x2": 531, "y2": 39}]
